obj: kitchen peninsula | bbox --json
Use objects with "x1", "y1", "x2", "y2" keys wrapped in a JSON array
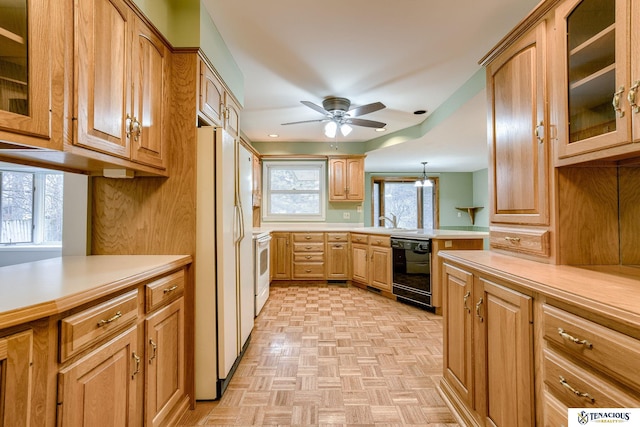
[{"x1": 0, "y1": 255, "x2": 192, "y2": 426}]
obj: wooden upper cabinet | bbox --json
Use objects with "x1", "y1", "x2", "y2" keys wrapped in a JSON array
[
  {"x1": 74, "y1": 0, "x2": 131, "y2": 159},
  {"x1": 130, "y1": 18, "x2": 169, "y2": 169},
  {"x1": 198, "y1": 57, "x2": 241, "y2": 139},
  {"x1": 198, "y1": 59, "x2": 224, "y2": 127},
  {"x1": 554, "y1": 0, "x2": 637, "y2": 163},
  {"x1": 486, "y1": 21, "x2": 549, "y2": 227},
  {"x1": 328, "y1": 156, "x2": 365, "y2": 202},
  {"x1": 0, "y1": 0, "x2": 59, "y2": 147},
  {"x1": 74, "y1": 0, "x2": 167, "y2": 170}
]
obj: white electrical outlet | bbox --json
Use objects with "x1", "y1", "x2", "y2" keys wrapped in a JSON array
[
  {"x1": 356, "y1": 205, "x2": 362, "y2": 213},
  {"x1": 343, "y1": 212, "x2": 350, "y2": 219},
  {"x1": 457, "y1": 212, "x2": 462, "y2": 217}
]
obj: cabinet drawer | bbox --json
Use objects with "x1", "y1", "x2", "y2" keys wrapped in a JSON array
[
  {"x1": 292, "y1": 232, "x2": 324, "y2": 243},
  {"x1": 293, "y1": 242, "x2": 324, "y2": 253},
  {"x1": 294, "y1": 253, "x2": 324, "y2": 262},
  {"x1": 326, "y1": 232, "x2": 349, "y2": 242},
  {"x1": 351, "y1": 233, "x2": 369, "y2": 244},
  {"x1": 490, "y1": 226, "x2": 549, "y2": 257},
  {"x1": 60, "y1": 290, "x2": 138, "y2": 362},
  {"x1": 369, "y1": 235, "x2": 390, "y2": 247},
  {"x1": 293, "y1": 262, "x2": 325, "y2": 278},
  {"x1": 543, "y1": 304, "x2": 640, "y2": 389},
  {"x1": 145, "y1": 269, "x2": 185, "y2": 312},
  {"x1": 543, "y1": 348, "x2": 640, "y2": 408}
]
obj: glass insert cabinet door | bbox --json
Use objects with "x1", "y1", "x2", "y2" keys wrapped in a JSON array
[
  {"x1": 0, "y1": 0, "x2": 52, "y2": 139},
  {"x1": 555, "y1": 0, "x2": 631, "y2": 158}
]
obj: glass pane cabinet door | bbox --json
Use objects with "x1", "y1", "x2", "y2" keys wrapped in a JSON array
[
  {"x1": 0, "y1": 0, "x2": 28, "y2": 116},
  {"x1": 556, "y1": 0, "x2": 630, "y2": 158},
  {"x1": 0, "y1": 0, "x2": 52, "y2": 140}
]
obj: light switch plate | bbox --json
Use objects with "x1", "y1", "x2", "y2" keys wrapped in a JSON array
[{"x1": 343, "y1": 212, "x2": 350, "y2": 219}]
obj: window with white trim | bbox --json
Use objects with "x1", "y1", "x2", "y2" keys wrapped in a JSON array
[
  {"x1": 0, "y1": 167, "x2": 64, "y2": 246},
  {"x1": 262, "y1": 160, "x2": 326, "y2": 221}
]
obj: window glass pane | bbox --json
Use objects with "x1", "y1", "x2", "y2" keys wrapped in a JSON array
[
  {"x1": 422, "y1": 186, "x2": 434, "y2": 229},
  {"x1": 1, "y1": 171, "x2": 33, "y2": 243},
  {"x1": 263, "y1": 161, "x2": 325, "y2": 221},
  {"x1": 270, "y1": 193, "x2": 320, "y2": 215},
  {"x1": 373, "y1": 182, "x2": 380, "y2": 225},
  {"x1": 384, "y1": 182, "x2": 418, "y2": 228},
  {"x1": 43, "y1": 173, "x2": 64, "y2": 243},
  {"x1": 270, "y1": 168, "x2": 320, "y2": 191}
]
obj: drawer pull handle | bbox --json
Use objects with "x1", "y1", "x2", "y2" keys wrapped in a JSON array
[
  {"x1": 149, "y1": 338, "x2": 157, "y2": 363},
  {"x1": 132, "y1": 352, "x2": 141, "y2": 379},
  {"x1": 376, "y1": 240, "x2": 382, "y2": 244},
  {"x1": 463, "y1": 291, "x2": 471, "y2": 313},
  {"x1": 558, "y1": 328, "x2": 593, "y2": 349},
  {"x1": 334, "y1": 244, "x2": 342, "y2": 248},
  {"x1": 305, "y1": 236, "x2": 312, "y2": 240},
  {"x1": 305, "y1": 246, "x2": 312, "y2": 249},
  {"x1": 97, "y1": 311, "x2": 122, "y2": 327},
  {"x1": 504, "y1": 236, "x2": 521, "y2": 243},
  {"x1": 305, "y1": 269, "x2": 311, "y2": 273},
  {"x1": 305, "y1": 255, "x2": 312, "y2": 259},
  {"x1": 163, "y1": 285, "x2": 179, "y2": 294},
  {"x1": 475, "y1": 298, "x2": 484, "y2": 322},
  {"x1": 559, "y1": 376, "x2": 595, "y2": 403}
]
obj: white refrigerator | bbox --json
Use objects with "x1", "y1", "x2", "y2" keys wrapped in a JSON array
[{"x1": 195, "y1": 126, "x2": 255, "y2": 399}]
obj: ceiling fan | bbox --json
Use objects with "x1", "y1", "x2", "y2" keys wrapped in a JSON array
[{"x1": 282, "y1": 97, "x2": 386, "y2": 137}]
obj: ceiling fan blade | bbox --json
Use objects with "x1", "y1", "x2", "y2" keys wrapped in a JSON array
[
  {"x1": 348, "y1": 118, "x2": 386, "y2": 128},
  {"x1": 301, "y1": 101, "x2": 329, "y2": 116},
  {"x1": 281, "y1": 119, "x2": 327, "y2": 126},
  {"x1": 348, "y1": 102, "x2": 386, "y2": 117}
]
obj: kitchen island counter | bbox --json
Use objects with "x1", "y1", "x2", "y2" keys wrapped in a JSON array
[{"x1": 0, "y1": 254, "x2": 192, "y2": 329}]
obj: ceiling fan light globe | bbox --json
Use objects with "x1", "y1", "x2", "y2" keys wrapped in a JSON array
[
  {"x1": 324, "y1": 121, "x2": 337, "y2": 138},
  {"x1": 340, "y1": 123, "x2": 352, "y2": 136}
]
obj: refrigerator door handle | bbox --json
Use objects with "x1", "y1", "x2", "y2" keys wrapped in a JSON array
[{"x1": 233, "y1": 204, "x2": 243, "y2": 243}]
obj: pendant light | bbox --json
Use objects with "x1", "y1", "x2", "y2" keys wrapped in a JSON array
[{"x1": 415, "y1": 161, "x2": 433, "y2": 187}]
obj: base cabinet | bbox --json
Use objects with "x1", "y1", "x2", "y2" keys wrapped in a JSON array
[
  {"x1": 442, "y1": 261, "x2": 534, "y2": 427},
  {"x1": 57, "y1": 327, "x2": 139, "y2": 427},
  {"x1": 326, "y1": 233, "x2": 350, "y2": 280},
  {"x1": 270, "y1": 232, "x2": 291, "y2": 280},
  {"x1": 350, "y1": 234, "x2": 392, "y2": 293},
  {"x1": 0, "y1": 330, "x2": 34, "y2": 426}
]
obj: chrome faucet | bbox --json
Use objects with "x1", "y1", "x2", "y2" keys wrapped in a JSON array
[{"x1": 379, "y1": 213, "x2": 398, "y2": 228}]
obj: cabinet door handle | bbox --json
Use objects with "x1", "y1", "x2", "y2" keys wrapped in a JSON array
[
  {"x1": 629, "y1": 81, "x2": 640, "y2": 113},
  {"x1": 613, "y1": 86, "x2": 625, "y2": 118},
  {"x1": 559, "y1": 376, "x2": 595, "y2": 403},
  {"x1": 463, "y1": 291, "x2": 471, "y2": 313},
  {"x1": 97, "y1": 311, "x2": 122, "y2": 327},
  {"x1": 535, "y1": 121, "x2": 544, "y2": 143},
  {"x1": 475, "y1": 298, "x2": 484, "y2": 322},
  {"x1": 149, "y1": 338, "x2": 157, "y2": 363},
  {"x1": 557, "y1": 328, "x2": 592, "y2": 349},
  {"x1": 132, "y1": 352, "x2": 141, "y2": 379},
  {"x1": 163, "y1": 285, "x2": 178, "y2": 294}
]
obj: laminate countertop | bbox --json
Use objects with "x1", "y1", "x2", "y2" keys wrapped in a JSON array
[
  {"x1": 439, "y1": 250, "x2": 640, "y2": 331},
  {"x1": 253, "y1": 225, "x2": 488, "y2": 240},
  {"x1": 0, "y1": 255, "x2": 192, "y2": 330}
]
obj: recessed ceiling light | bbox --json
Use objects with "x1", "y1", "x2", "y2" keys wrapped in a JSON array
[
  {"x1": 375, "y1": 128, "x2": 386, "y2": 132},
  {"x1": 268, "y1": 134, "x2": 279, "y2": 138},
  {"x1": 413, "y1": 109, "x2": 428, "y2": 115}
]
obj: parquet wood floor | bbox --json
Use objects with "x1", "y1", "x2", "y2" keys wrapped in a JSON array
[{"x1": 178, "y1": 283, "x2": 459, "y2": 426}]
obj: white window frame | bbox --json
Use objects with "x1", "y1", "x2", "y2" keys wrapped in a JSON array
[{"x1": 262, "y1": 160, "x2": 326, "y2": 222}]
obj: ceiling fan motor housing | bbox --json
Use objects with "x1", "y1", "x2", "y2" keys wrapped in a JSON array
[{"x1": 323, "y1": 97, "x2": 351, "y2": 115}]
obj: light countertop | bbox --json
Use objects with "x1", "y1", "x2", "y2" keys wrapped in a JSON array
[
  {"x1": 253, "y1": 224, "x2": 488, "y2": 240},
  {"x1": 0, "y1": 254, "x2": 192, "y2": 329}
]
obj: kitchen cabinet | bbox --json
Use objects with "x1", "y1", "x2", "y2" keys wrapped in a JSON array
[
  {"x1": 0, "y1": 0, "x2": 63, "y2": 149},
  {"x1": 350, "y1": 233, "x2": 392, "y2": 293},
  {"x1": 270, "y1": 232, "x2": 291, "y2": 280},
  {"x1": 553, "y1": 0, "x2": 640, "y2": 164},
  {"x1": 198, "y1": 57, "x2": 241, "y2": 140},
  {"x1": 328, "y1": 156, "x2": 365, "y2": 202},
  {"x1": 74, "y1": 0, "x2": 169, "y2": 170},
  {"x1": 326, "y1": 232, "x2": 350, "y2": 280},
  {"x1": 484, "y1": 16, "x2": 553, "y2": 259},
  {"x1": 292, "y1": 232, "x2": 325, "y2": 280},
  {"x1": 145, "y1": 297, "x2": 185, "y2": 427},
  {"x1": 58, "y1": 326, "x2": 140, "y2": 427},
  {"x1": 442, "y1": 261, "x2": 534, "y2": 427},
  {"x1": 0, "y1": 330, "x2": 33, "y2": 426}
]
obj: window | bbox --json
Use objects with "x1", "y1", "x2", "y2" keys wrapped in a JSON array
[
  {"x1": 263, "y1": 160, "x2": 326, "y2": 221},
  {"x1": 372, "y1": 177, "x2": 438, "y2": 229},
  {"x1": 0, "y1": 167, "x2": 64, "y2": 245}
]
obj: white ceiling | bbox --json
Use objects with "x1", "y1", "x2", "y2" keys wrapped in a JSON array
[{"x1": 202, "y1": 0, "x2": 539, "y2": 173}]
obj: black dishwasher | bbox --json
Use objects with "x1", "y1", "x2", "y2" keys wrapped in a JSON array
[{"x1": 391, "y1": 237, "x2": 432, "y2": 310}]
